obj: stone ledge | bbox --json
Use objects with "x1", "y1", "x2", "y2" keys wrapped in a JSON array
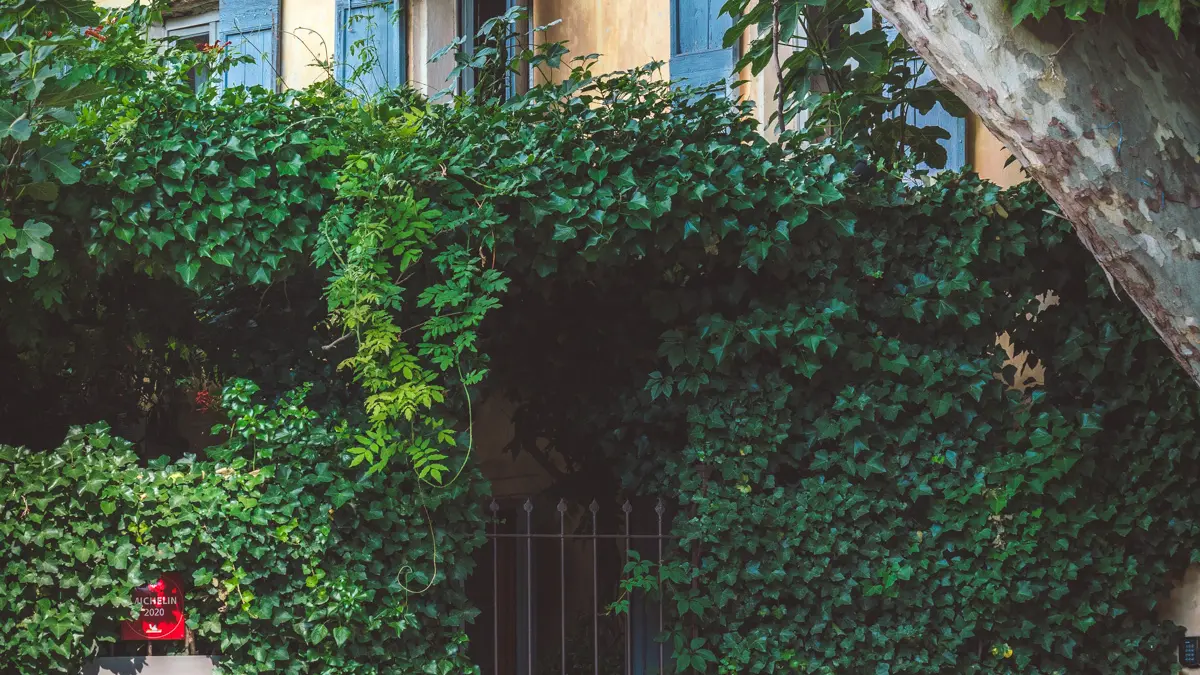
[{"x1": 82, "y1": 656, "x2": 218, "y2": 675}]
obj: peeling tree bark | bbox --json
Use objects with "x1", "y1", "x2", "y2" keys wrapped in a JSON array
[{"x1": 868, "y1": 0, "x2": 1200, "y2": 385}]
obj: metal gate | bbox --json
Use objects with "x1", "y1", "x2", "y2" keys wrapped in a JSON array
[{"x1": 478, "y1": 497, "x2": 675, "y2": 675}]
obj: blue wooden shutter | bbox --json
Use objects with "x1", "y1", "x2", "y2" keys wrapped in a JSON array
[
  {"x1": 908, "y1": 67, "x2": 967, "y2": 171},
  {"x1": 670, "y1": 0, "x2": 737, "y2": 92},
  {"x1": 336, "y1": 0, "x2": 406, "y2": 97},
  {"x1": 880, "y1": 18, "x2": 966, "y2": 170},
  {"x1": 505, "y1": 0, "x2": 531, "y2": 98},
  {"x1": 458, "y1": 0, "x2": 477, "y2": 93},
  {"x1": 219, "y1": 0, "x2": 280, "y2": 91}
]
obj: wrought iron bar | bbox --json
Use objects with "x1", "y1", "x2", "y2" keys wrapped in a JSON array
[
  {"x1": 622, "y1": 500, "x2": 632, "y2": 675},
  {"x1": 487, "y1": 533, "x2": 677, "y2": 540},
  {"x1": 491, "y1": 500, "x2": 500, "y2": 675},
  {"x1": 656, "y1": 498, "x2": 665, "y2": 674},
  {"x1": 558, "y1": 499, "x2": 567, "y2": 675},
  {"x1": 525, "y1": 498, "x2": 533, "y2": 675},
  {"x1": 590, "y1": 499, "x2": 600, "y2": 675},
  {"x1": 482, "y1": 497, "x2": 674, "y2": 675}
]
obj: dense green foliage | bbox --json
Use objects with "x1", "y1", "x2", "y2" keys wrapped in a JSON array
[
  {"x1": 79, "y1": 84, "x2": 342, "y2": 288},
  {"x1": 5, "y1": 2, "x2": 1200, "y2": 675},
  {"x1": 2, "y1": 0, "x2": 129, "y2": 283},
  {"x1": 2, "y1": 5, "x2": 488, "y2": 673},
  {"x1": 325, "y1": 56, "x2": 1200, "y2": 672},
  {"x1": 1, "y1": 383, "x2": 484, "y2": 674},
  {"x1": 722, "y1": 0, "x2": 968, "y2": 166},
  {"x1": 0, "y1": 424, "x2": 141, "y2": 669},
  {"x1": 1005, "y1": 0, "x2": 1191, "y2": 34}
]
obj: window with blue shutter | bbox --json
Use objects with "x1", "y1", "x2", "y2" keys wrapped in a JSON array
[
  {"x1": 165, "y1": 15, "x2": 218, "y2": 92},
  {"x1": 879, "y1": 18, "x2": 967, "y2": 171},
  {"x1": 336, "y1": 0, "x2": 407, "y2": 97},
  {"x1": 504, "y1": 0, "x2": 531, "y2": 98},
  {"x1": 458, "y1": 0, "x2": 530, "y2": 99},
  {"x1": 218, "y1": 0, "x2": 280, "y2": 91},
  {"x1": 906, "y1": 66, "x2": 967, "y2": 171},
  {"x1": 670, "y1": 0, "x2": 737, "y2": 93}
]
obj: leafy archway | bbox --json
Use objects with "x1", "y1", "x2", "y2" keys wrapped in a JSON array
[{"x1": 322, "y1": 58, "x2": 1200, "y2": 673}]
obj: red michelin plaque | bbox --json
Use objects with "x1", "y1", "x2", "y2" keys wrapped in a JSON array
[{"x1": 120, "y1": 574, "x2": 186, "y2": 641}]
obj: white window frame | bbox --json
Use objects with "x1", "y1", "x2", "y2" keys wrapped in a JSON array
[
  {"x1": 148, "y1": 10, "x2": 219, "y2": 91},
  {"x1": 149, "y1": 10, "x2": 219, "y2": 44}
]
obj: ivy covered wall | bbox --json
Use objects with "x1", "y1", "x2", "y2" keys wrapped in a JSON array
[{"x1": 4, "y1": 3, "x2": 1200, "y2": 675}]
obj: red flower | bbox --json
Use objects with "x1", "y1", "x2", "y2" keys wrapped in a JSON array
[
  {"x1": 194, "y1": 390, "x2": 215, "y2": 413},
  {"x1": 84, "y1": 27, "x2": 106, "y2": 42}
]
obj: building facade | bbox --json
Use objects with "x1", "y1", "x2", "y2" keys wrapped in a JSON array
[{"x1": 101, "y1": 0, "x2": 1026, "y2": 186}]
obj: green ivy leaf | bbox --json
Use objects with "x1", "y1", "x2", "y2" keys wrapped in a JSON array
[
  {"x1": 161, "y1": 156, "x2": 187, "y2": 180},
  {"x1": 1011, "y1": 0, "x2": 1052, "y2": 23},
  {"x1": 552, "y1": 223, "x2": 577, "y2": 241},
  {"x1": 1138, "y1": 0, "x2": 1182, "y2": 34},
  {"x1": 176, "y1": 259, "x2": 200, "y2": 285}
]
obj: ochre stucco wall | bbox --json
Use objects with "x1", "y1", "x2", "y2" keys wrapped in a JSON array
[
  {"x1": 280, "y1": 0, "x2": 335, "y2": 90},
  {"x1": 408, "y1": 0, "x2": 457, "y2": 97},
  {"x1": 596, "y1": 0, "x2": 671, "y2": 75},
  {"x1": 533, "y1": 0, "x2": 670, "y2": 83},
  {"x1": 970, "y1": 115, "x2": 1027, "y2": 187}
]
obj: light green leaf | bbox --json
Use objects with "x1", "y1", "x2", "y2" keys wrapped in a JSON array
[
  {"x1": 552, "y1": 223, "x2": 576, "y2": 241},
  {"x1": 1138, "y1": 0, "x2": 1182, "y2": 34},
  {"x1": 26, "y1": 141, "x2": 80, "y2": 185},
  {"x1": 176, "y1": 260, "x2": 200, "y2": 285},
  {"x1": 209, "y1": 250, "x2": 234, "y2": 267},
  {"x1": 1011, "y1": 0, "x2": 1052, "y2": 23},
  {"x1": 0, "y1": 102, "x2": 30, "y2": 141},
  {"x1": 7, "y1": 117, "x2": 31, "y2": 142},
  {"x1": 162, "y1": 156, "x2": 187, "y2": 180},
  {"x1": 16, "y1": 221, "x2": 53, "y2": 261}
]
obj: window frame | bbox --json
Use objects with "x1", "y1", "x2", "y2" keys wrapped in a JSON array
[
  {"x1": 781, "y1": 7, "x2": 967, "y2": 169},
  {"x1": 335, "y1": 0, "x2": 408, "y2": 97},
  {"x1": 159, "y1": 10, "x2": 219, "y2": 92},
  {"x1": 457, "y1": 0, "x2": 531, "y2": 100},
  {"x1": 668, "y1": 0, "x2": 739, "y2": 95}
]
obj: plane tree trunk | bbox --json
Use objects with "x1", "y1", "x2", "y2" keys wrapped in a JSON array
[{"x1": 868, "y1": 0, "x2": 1200, "y2": 385}]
